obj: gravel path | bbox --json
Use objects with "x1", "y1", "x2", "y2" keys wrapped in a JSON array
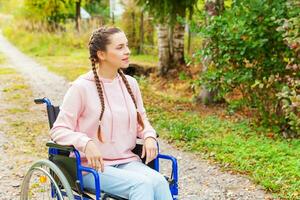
[{"x1": 0, "y1": 32, "x2": 273, "y2": 200}]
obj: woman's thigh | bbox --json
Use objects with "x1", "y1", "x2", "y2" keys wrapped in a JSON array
[
  {"x1": 83, "y1": 164, "x2": 154, "y2": 199},
  {"x1": 119, "y1": 161, "x2": 173, "y2": 200},
  {"x1": 118, "y1": 161, "x2": 165, "y2": 186}
]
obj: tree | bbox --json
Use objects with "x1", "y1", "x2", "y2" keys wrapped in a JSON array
[
  {"x1": 136, "y1": 0, "x2": 198, "y2": 76},
  {"x1": 121, "y1": 0, "x2": 155, "y2": 54},
  {"x1": 23, "y1": 0, "x2": 74, "y2": 31},
  {"x1": 75, "y1": 0, "x2": 81, "y2": 32}
]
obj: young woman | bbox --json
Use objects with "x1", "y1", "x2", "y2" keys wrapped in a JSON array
[{"x1": 50, "y1": 27, "x2": 173, "y2": 200}]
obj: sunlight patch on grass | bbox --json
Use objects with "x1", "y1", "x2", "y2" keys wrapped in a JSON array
[{"x1": 0, "y1": 67, "x2": 15, "y2": 75}]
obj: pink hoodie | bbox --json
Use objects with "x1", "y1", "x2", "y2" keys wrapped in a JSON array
[{"x1": 50, "y1": 70, "x2": 157, "y2": 166}]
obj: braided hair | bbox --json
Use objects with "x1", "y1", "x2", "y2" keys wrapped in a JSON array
[{"x1": 88, "y1": 27, "x2": 145, "y2": 142}]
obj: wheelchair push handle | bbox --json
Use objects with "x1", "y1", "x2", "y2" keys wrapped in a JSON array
[{"x1": 34, "y1": 97, "x2": 52, "y2": 106}]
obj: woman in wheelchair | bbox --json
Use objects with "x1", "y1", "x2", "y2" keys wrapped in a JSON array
[{"x1": 49, "y1": 26, "x2": 173, "y2": 200}]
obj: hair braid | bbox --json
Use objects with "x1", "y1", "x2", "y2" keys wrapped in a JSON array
[
  {"x1": 91, "y1": 59, "x2": 105, "y2": 142},
  {"x1": 88, "y1": 26, "x2": 121, "y2": 142},
  {"x1": 118, "y1": 69, "x2": 145, "y2": 130},
  {"x1": 88, "y1": 26, "x2": 145, "y2": 141}
]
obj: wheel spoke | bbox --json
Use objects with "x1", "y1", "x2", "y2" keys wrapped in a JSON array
[{"x1": 20, "y1": 159, "x2": 74, "y2": 200}]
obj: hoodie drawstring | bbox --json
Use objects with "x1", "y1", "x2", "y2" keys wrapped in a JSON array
[
  {"x1": 118, "y1": 77, "x2": 133, "y2": 134},
  {"x1": 101, "y1": 81, "x2": 115, "y2": 142}
]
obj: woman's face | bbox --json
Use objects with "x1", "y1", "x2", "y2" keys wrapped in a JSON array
[{"x1": 98, "y1": 31, "x2": 131, "y2": 69}]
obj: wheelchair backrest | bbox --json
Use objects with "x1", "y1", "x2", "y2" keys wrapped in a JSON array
[{"x1": 46, "y1": 105, "x2": 60, "y2": 129}]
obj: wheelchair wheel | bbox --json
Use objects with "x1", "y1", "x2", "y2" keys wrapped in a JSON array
[{"x1": 20, "y1": 159, "x2": 74, "y2": 200}]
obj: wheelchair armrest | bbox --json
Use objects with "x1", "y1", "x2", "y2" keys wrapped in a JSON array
[
  {"x1": 157, "y1": 153, "x2": 178, "y2": 183},
  {"x1": 46, "y1": 141, "x2": 75, "y2": 152},
  {"x1": 78, "y1": 166, "x2": 101, "y2": 200}
]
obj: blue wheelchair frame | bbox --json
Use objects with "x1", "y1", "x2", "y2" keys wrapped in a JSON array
[{"x1": 37, "y1": 97, "x2": 179, "y2": 200}]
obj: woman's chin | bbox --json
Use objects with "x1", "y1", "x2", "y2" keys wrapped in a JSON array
[{"x1": 120, "y1": 63, "x2": 130, "y2": 69}]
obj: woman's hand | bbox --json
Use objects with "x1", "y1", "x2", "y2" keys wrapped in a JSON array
[
  {"x1": 84, "y1": 140, "x2": 104, "y2": 172},
  {"x1": 141, "y1": 137, "x2": 158, "y2": 164}
]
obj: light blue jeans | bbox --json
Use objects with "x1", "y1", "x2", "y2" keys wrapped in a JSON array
[{"x1": 82, "y1": 161, "x2": 173, "y2": 200}]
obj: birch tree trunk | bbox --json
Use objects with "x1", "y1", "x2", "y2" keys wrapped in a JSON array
[
  {"x1": 172, "y1": 23, "x2": 185, "y2": 66},
  {"x1": 157, "y1": 24, "x2": 170, "y2": 75}
]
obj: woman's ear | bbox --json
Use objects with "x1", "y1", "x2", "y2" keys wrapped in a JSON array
[{"x1": 97, "y1": 50, "x2": 106, "y2": 61}]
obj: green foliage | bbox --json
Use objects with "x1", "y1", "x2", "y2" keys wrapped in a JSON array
[
  {"x1": 22, "y1": 0, "x2": 74, "y2": 29},
  {"x1": 136, "y1": 0, "x2": 197, "y2": 24},
  {"x1": 275, "y1": 0, "x2": 300, "y2": 136},
  {"x1": 0, "y1": 0, "x2": 24, "y2": 14},
  {"x1": 83, "y1": 0, "x2": 110, "y2": 23},
  {"x1": 196, "y1": 0, "x2": 299, "y2": 136},
  {"x1": 19, "y1": 0, "x2": 110, "y2": 31}
]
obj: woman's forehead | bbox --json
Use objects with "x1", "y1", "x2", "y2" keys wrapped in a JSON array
[{"x1": 109, "y1": 32, "x2": 128, "y2": 45}]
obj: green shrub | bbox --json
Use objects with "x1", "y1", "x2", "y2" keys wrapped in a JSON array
[{"x1": 196, "y1": 0, "x2": 299, "y2": 136}]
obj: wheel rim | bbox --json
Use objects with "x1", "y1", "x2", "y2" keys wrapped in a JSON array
[{"x1": 20, "y1": 160, "x2": 74, "y2": 200}]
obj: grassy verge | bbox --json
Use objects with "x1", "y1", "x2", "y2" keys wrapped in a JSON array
[
  {"x1": 1, "y1": 24, "x2": 300, "y2": 199},
  {"x1": 137, "y1": 78, "x2": 300, "y2": 199},
  {"x1": 1, "y1": 23, "x2": 158, "y2": 81}
]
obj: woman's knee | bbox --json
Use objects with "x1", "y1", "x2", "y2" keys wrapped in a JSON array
[
  {"x1": 129, "y1": 176, "x2": 154, "y2": 199},
  {"x1": 134, "y1": 175, "x2": 153, "y2": 189},
  {"x1": 151, "y1": 173, "x2": 173, "y2": 200},
  {"x1": 151, "y1": 172, "x2": 169, "y2": 188}
]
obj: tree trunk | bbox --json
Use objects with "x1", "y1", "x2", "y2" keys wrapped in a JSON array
[
  {"x1": 187, "y1": 5, "x2": 193, "y2": 54},
  {"x1": 75, "y1": 0, "x2": 81, "y2": 32},
  {"x1": 138, "y1": 11, "x2": 144, "y2": 54},
  {"x1": 157, "y1": 24, "x2": 170, "y2": 75},
  {"x1": 131, "y1": 11, "x2": 136, "y2": 47},
  {"x1": 196, "y1": 0, "x2": 224, "y2": 105},
  {"x1": 187, "y1": 24, "x2": 191, "y2": 54},
  {"x1": 172, "y1": 22, "x2": 185, "y2": 66}
]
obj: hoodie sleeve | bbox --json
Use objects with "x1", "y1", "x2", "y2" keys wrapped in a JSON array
[
  {"x1": 132, "y1": 78, "x2": 157, "y2": 140},
  {"x1": 50, "y1": 83, "x2": 92, "y2": 153}
]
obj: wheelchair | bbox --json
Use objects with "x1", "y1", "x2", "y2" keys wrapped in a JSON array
[{"x1": 20, "y1": 97, "x2": 179, "y2": 200}]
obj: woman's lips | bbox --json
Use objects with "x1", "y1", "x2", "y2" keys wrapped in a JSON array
[{"x1": 122, "y1": 58, "x2": 129, "y2": 62}]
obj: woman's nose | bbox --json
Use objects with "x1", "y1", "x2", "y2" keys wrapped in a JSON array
[{"x1": 125, "y1": 46, "x2": 131, "y2": 55}]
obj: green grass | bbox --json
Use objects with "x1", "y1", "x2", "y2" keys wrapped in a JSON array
[
  {"x1": 153, "y1": 113, "x2": 300, "y2": 199},
  {"x1": 130, "y1": 54, "x2": 158, "y2": 68},
  {"x1": 0, "y1": 67, "x2": 14, "y2": 75}
]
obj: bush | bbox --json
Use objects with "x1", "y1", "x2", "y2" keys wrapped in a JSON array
[
  {"x1": 196, "y1": 0, "x2": 299, "y2": 136},
  {"x1": 22, "y1": 0, "x2": 74, "y2": 31}
]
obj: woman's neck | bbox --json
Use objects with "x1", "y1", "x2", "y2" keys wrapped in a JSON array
[{"x1": 97, "y1": 64, "x2": 118, "y2": 80}]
